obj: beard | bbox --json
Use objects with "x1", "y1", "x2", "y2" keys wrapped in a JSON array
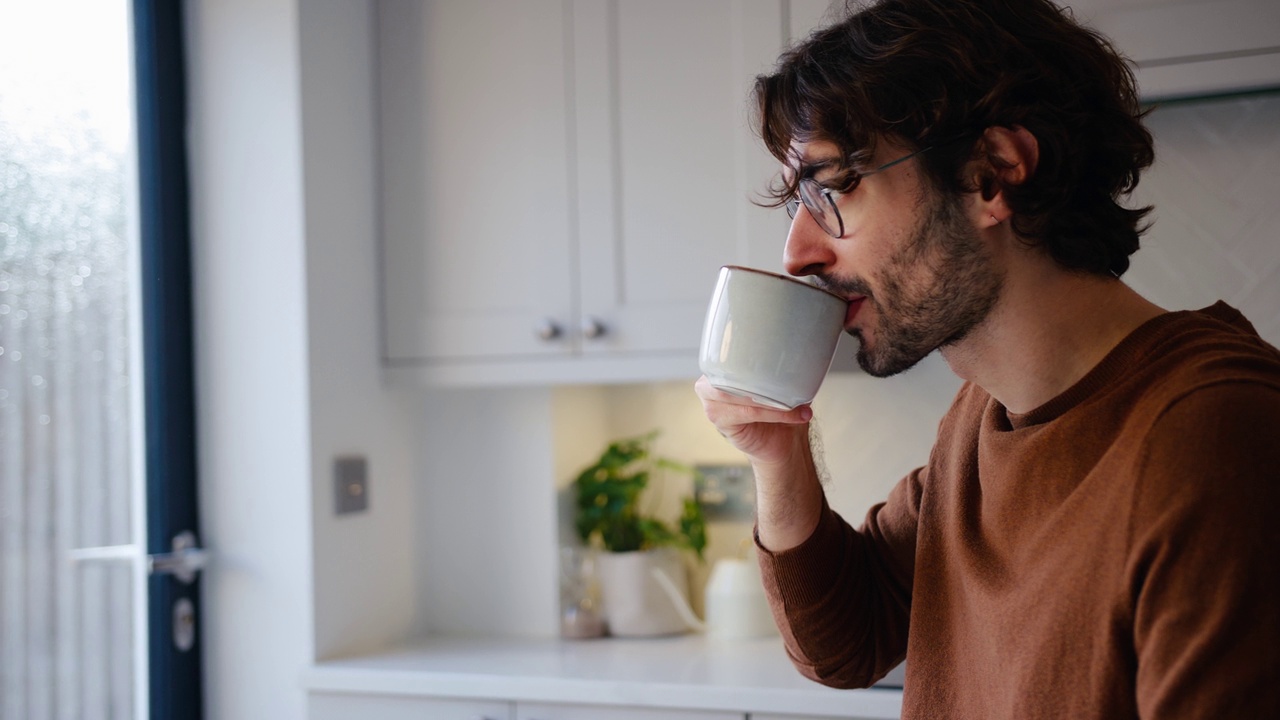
[{"x1": 818, "y1": 190, "x2": 1004, "y2": 377}]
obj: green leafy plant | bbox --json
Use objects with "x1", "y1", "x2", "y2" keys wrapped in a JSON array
[{"x1": 573, "y1": 431, "x2": 707, "y2": 560}]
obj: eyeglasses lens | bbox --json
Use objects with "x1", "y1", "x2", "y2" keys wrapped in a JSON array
[{"x1": 799, "y1": 180, "x2": 841, "y2": 238}]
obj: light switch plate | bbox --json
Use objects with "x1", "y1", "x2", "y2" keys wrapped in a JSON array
[
  {"x1": 694, "y1": 464, "x2": 755, "y2": 522},
  {"x1": 334, "y1": 455, "x2": 368, "y2": 515}
]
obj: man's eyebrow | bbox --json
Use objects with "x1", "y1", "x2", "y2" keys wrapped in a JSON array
[{"x1": 795, "y1": 157, "x2": 840, "y2": 180}]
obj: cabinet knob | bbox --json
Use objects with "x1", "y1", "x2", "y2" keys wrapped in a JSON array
[
  {"x1": 536, "y1": 319, "x2": 563, "y2": 341},
  {"x1": 582, "y1": 317, "x2": 607, "y2": 340}
]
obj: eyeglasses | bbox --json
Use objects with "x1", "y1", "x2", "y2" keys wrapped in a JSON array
[{"x1": 785, "y1": 145, "x2": 933, "y2": 238}]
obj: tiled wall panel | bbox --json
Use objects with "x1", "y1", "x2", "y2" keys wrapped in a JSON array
[{"x1": 1129, "y1": 92, "x2": 1280, "y2": 344}]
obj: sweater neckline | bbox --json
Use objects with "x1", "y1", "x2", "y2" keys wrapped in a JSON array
[{"x1": 1003, "y1": 308, "x2": 1193, "y2": 430}]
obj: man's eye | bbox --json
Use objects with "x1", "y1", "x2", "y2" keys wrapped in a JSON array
[
  {"x1": 826, "y1": 171, "x2": 861, "y2": 193},
  {"x1": 816, "y1": 184, "x2": 845, "y2": 202}
]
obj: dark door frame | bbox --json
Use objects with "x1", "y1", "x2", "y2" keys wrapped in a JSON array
[{"x1": 133, "y1": 1, "x2": 203, "y2": 717}]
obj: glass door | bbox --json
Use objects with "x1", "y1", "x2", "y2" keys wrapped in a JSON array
[{"x1": 0, "y1": 1, "x2": 203, "y2": 718}]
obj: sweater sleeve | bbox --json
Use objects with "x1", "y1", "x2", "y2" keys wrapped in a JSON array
[
  {"x1": 755, "y1": 466, "x2": 922, "y2": 689},
  {"x1": 1129, "y1": 381, "x2": 1280, "y2": 720}
]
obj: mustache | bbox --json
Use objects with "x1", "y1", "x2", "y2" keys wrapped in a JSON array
[{"x1": 813, "y1": 273, "x2": 873, "y2": 299}]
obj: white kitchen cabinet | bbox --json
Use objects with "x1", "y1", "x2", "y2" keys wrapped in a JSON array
[
  {"x1": 1064, "y1": 0, "x2": 1280, "y2": 101},
  {"x1": 750, "y1": 715, "x2": 865, "y2": 720},
  {"x1": 378, "y1": 0, "x2": 794, "y2": 385},
  {"x1": 378, "y1": 0, "x2": 578, "y2": 371},
  {"x1": 794, "y1": 0, "x2": 1280, "y2": 103},
  {"x1": 310, "y1": 692, "x2": 513, "y2": 720},
  {"x1": 517, "y1": 702, "x2": 741, "y2": 720}
]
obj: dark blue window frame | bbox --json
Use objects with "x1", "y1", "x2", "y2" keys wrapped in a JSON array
[{"x1": 133, "y1": 0, "x2": 203, "y2": 717}]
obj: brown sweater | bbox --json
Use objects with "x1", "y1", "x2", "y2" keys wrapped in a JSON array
[{"x1": 758, "y1": 302, "x2": 1280, "y2": 719}]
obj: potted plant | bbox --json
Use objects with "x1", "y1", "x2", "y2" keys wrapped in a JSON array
[{"x1": 571, "y1": 430, "x2": 707, "y2": 637}]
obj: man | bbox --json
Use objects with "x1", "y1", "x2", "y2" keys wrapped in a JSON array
[{"x1": 694, "y1": 1, "x2": 1280, "y2": 718}]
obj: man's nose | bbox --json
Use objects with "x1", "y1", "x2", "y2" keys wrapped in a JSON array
[{"x1": 783, "y1": 206, "x2": 838, "y2": 277}]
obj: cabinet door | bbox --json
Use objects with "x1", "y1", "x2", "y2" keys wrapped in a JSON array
[
  {"x1": 750, "y1": 715, "x2": 863, "y2": 720},
  {"x1": 518, "y1": 701, "x2": 741, "y2": 720},
  {"x1": 1065, "y1": 0, "x2": 1280, "y2": 101},
  {"x1": 572, "y1": 0, "x2": 793, "y2": 358},
  {"x1": 379, "y1": 0, "x2": 577, "y2": 363},
  {"x1": 310, "y1": 692, "x2": 513, "y2": 720}
]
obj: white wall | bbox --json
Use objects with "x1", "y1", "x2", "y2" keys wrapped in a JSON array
[
  {"x1": 415, "y1": 386, "x2": 561, "y2": 638},
  {"x1": 190, "y1": 0, "x2": 422, "y2": 717},
  {"x1": 185, "y1": 0, "x2": 314, "y2": 718},
  {"x1": 298, "y1": 0, "x2": 418, "y2": 662}
]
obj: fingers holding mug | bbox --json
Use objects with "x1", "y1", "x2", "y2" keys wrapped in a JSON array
[
  {"x1": 695, "y1": 375, "x2": 813, "y2": 461},
  {"x1": 695, "y1": 375, "x2": 812, "y2": 424}
]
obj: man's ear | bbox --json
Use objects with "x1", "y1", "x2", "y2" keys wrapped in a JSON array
[{"x1": 973, "y1": 125, "x2": 1039, "y2": 225}]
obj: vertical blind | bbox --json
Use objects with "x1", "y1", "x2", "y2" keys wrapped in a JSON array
[{"x1": 0, "y1": 1, "x2": 138, "y2": 717}]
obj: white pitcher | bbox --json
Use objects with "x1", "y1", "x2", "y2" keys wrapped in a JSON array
[{"x1": 645, "y1": 554, "x2": 777, "y2": 640}]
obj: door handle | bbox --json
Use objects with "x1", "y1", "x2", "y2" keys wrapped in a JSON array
[
  {"x1": 68, "y1": 529, "x2": 208, "y2": 585},
  {"x1": 147, "y1": 530, "x2": 208, "y2": 584}
]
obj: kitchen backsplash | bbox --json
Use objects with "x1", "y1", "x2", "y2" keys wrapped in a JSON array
[
  {"x1": 553, "y1": 91, "x2": 1280, "y2": 541},
  {"x1": 1127, "y1": 92, "x2": 1280, "y2": 343}
]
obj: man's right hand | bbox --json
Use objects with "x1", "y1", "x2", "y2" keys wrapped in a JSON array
[
  {"x1": 694, "y1": 375, "x2": 826, "y2": 551},
  {"x1": 693, "y1": 375, "x2": 813, "y2": 462}
]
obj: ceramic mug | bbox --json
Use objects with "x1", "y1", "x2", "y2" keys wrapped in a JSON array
[
  {"x1": 699, "y1": 265, "x2": 847, "y2": 410},
  {"x1": 704, "y1": 557, "x2": 776, "y2": 640}
]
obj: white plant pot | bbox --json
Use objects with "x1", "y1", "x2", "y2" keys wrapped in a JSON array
[{"x1": 595, "y1": 548, "x2": 695, "y2": 637}]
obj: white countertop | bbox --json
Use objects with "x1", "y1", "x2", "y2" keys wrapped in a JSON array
[{"x1": 303, "y1": 634, "x2": 903, "y2": 719}]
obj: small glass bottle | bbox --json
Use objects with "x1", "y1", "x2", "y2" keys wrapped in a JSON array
[{"x1": 559, "y1": 546, "x2": 606, "y2": 639}]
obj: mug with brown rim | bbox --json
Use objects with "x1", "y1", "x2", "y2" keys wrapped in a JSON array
[{"x1": 698, "y1": 265, "x2": 848, "y2": 410}]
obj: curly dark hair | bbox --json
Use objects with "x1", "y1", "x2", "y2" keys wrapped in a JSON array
[{"x1": 754, "y1": 0, "x2": 1155, "y2": 277}]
